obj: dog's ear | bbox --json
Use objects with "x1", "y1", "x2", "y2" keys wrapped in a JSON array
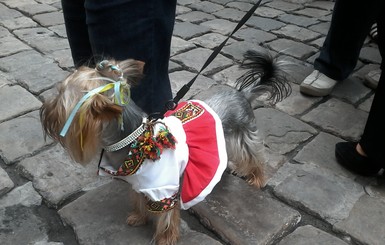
[{"x1": 89, "y1": 94, "x2": 123, "y2": 121}]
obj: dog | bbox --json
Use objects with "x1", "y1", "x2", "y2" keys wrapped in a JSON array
[{"x1": 40, "y1": 50, "x2": 291, "y2": 245}]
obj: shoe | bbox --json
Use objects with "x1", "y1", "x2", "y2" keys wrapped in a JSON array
[
  {"x1": 335, "y1": 142, "x2": 382, "y2": 176},
  {"x1": 300, "y1": 70, "x2": 338, "y2": 96},
  {"x1": 369, "y1": 23, "x2": 378, "y2": 43},
  {"x1": 364, "y1": 69, "x2": 380, "y2": 90}
]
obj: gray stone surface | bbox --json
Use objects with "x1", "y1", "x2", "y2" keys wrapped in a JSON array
[
  {"x1": 0, "y1": 84, "x2": 41, "y2": 122},
  {"x1": 59, "y1": 180, "x2": 221, "y2": 245},
  {"x1": 192, "y1": 173, "x2": 301, "y2": 245},
  {"x1": 1, "y1": 1, "x2": 383, "y2": 244},
  {"x1": 0, "y1": 111, "x2": 48, "y2": 164},
  {"x1": 18, "y1": 145, "x2": 109, "y2": 208},
  {"x1": 301, "y1": 98, "x2": 368, "y2": 141},
  {"x1": 277, "y1": 225, "x2": 349, "y2": 245},
  {"x1": 0, "y1": 166, "x2": 14, "y2": 196}
]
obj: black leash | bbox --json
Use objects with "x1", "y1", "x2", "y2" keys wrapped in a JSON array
[{"x1": 151, "y1": 0, "x2": 262, "y2": 119}]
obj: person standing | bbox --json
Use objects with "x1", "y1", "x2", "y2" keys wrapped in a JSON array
[
  {"x1": 300, "y1": 0, "x2": 383, "y2": 97},
  {"x1": 61, "y1": 0, "x2": 177, "y2": 115}
]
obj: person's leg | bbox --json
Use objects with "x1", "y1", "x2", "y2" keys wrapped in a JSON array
[
  {"x1": 315, "y1": 0, "x2": 380, "y2": 80},
  {"x1": 61, "y1": 0, "x2": 94, "y2": 67},
  {"x1": 359, "y1": 3, "x2": 385, "y2": 166},
  {"x1": 335, "y1": 2, "x2": 385, "y2": 175},
  {"x1": 84, "y1": 0, "x2": 176, "y2": 115}
]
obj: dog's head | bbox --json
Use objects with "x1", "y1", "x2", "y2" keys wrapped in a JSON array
[{"x1": 40, "y1": 59, "x2": 144, "y2": 164}]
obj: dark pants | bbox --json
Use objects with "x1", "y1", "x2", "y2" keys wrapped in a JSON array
[
  {"x1": 360, "y1": 1, "x2": 385, "y2": 166},
  {"x1": 314, "y1": 0, "x2": 384, "y2": 80},
  {"x1": 61, "y1": 0, "x2": 176, "y2": 115}
]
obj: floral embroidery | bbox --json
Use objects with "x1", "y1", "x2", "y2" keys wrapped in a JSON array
[
  {"x1": 171, "y1": 101, "x2": 204, "y2": 124},
  {"x1": 100, "y1": 121, "x2": 177, "y2": 176},
  {"x1": 146, "y1": 192, "x2": 179, "y2": 213}
]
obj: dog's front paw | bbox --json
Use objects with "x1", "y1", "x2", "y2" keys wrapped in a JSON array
[{"x1": 126, "y1": 212, "x2": 147, "y2": 226}]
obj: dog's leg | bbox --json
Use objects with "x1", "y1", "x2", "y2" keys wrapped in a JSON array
[
  {"x1": 226, "y1": 128, "x2": 266, "y2": 188},
  {"x1": 126, "y1": 192, "x2": 148, "y2": 226},
  {"x1": 153, "y1": 206, "x2": 180, "y2": 245}
]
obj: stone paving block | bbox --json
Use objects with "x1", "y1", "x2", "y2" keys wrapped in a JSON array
[
  {"x1": 192, "y1": 173, "x2": 301, "y2": 245},
  {"x1": 0, "y1": 111, "x2": 48, "y2": 164},
  {"x1": 16, "y1": 3, "x2": 58, "y2": 15},
  {"x1": 308, "y1": 21, "x2": 331, "y2": 35},
  {"x1": 212, "y1": 65, "x2": 244, "y2": 87},
  {"x1": 176, "y1": 10, "x2": 215, "y2": 23},
  {"x1": 59, "y1": 180, "x2": 221, "y2": 245},
  {"x1": 213, "y1": 7, "x2": 247, "y2": 22},
  {"x1": 0, "y1": 35, "x2": 31, "y2": 57},
  {"x1": 293, "y1": 7, "x2": 330, "y2": 18},
  {"x1": 0, "y1": 2, "x2": 23, "y2": 21},
  {"x1": 1, "y1": 16, "x2": 38, "y2": 29},
  {"x1": 227, "y1": 1, "x2": 255, "y2": 12},
  {"x1": 246, "y1": 16, "x2": 286, "y2": 32},
  {"x1": 334, "y1": 195, "x2": 385, "y2": 245},
  {"x1": 0, "y1": 25, "x2": 9, "y2": 38},
  {"x1": 332, "y1": 76, "x2": 371, "y2": 104},
  {"x1": 265, "y1": 0, "x2": 302, "y2": 12},
  {"x1": 276, "y1": 84, "x2": 322, "y2": 116},
  {"x1": 358, "y1": 95, "x2": 373, "y2": 113},
  {"x1": 359, "y1": 46, "x2": 382, "y2": 64},
  {"x1": 301, "y1": 98, "x2": 368, "y2": 141},
  {"x1": 171, "y1": 47, "x2": 234, "y2": 76},
  {"x1": 0, "y1": 182, "x2": 47, "y2": 245},
  {"x1": 293, "y1": 132, "x2": 356, "y2": 178},
  {"x1": 188, "y1": 1, "x2": 224, "y2": 13},
  {"x1": 173, "y1": 21, "x2": 211, "y2": 40},
  {"x1": 14, "y1": 27, "x2": 69, "y2": 53},
  {"x1": 170, "y1": 70, "x2": 217, "y2": 99},
  {"x1": 270, "y1": 162, "x2": 364, "y2": 224},
  {"x1": 0, "y1": 85, "x2": 41, "y2": 122},
  {"x1": 169, "y1": 60, "x2": 182, "y2": 72},
  {"x1": 0, "y1": 50, "x2": 70, "y2": 94},
  {"x1": 221, "y1": 41, "x2": 270, "y2": 62},
  {"x1": 33, "y1": 11, "x2": 64, "y2": 26},
  {"x1": 277, "y1": 225, "x2": 349, "y2": 245},
  {"x1": 254, "y1": 6, "x2": 285, "y2": 18},
  {"x1": 171, "y1": 36, "x2": 196, "y2": 56},
  {"x1": 306, "y1": 0, "x2": 335, "y2": 11},
  {"x1": 176, "y1": 5, "x2": 192, "y2": 15},
  {"x1": 0, "y1": 166, "x2": 14, "y2": 197},
  {"x1": 1, "y1": 0, "x2": 38, "y2": 8},
  {"x1": 310, "y1": 36, "x2": 325, "y2": 48},
  {"x1": 254, "y1": 107, "x2": 317, "y2": 155},
  {"x1": 18, "y1": 145, "x2": 110, "y2": 208},
  {"x1": 190, "y1": 33, "x2": 235, "y2": 49},
  {"x1": 201, "y1": 19, "x2": 239, "y2": 36},
  {"x1": 277, "y1": 14, "x2": 319, "y2": 28},
  {"x1": 273, "y1": 24, "x2": 321, "y2": 42},
  {"x1": 233, "y1": 27, "x2": 277, "y2": 44},
  {"x1": 47, "y1": 49, "x2": 73, "y2": 69},
  {"x1": 267, "y1": 39, "x2": 318, "y2": 59},
  {"x1": 48, "y1": 24, "x2": 67, "y2": 38}
]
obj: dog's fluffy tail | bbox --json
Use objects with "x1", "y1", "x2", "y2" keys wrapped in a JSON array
[{"x1": 236, "y1": 50, "x2": 292, "y2": 103}]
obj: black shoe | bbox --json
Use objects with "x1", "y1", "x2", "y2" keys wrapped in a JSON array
[{"x1": 335, "y1": 142, "x2": 382, "y2": 176}]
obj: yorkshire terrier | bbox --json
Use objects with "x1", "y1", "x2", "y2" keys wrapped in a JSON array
[{"x1": 40, "y1": 50, "x2": 291, "y2": 245}]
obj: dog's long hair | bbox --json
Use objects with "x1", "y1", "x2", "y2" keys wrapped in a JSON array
[{"x1": 40, "y1": 50, "x2": 291, "y2": 245}]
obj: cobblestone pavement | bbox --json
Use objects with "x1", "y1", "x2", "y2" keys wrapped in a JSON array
[{"x1": 0, "y1": 0, "x2": 384, "y2": 244}]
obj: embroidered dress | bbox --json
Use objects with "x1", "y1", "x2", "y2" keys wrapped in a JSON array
[{"x1": 99, "y1": 100, "x2": 227, "y2": 211}]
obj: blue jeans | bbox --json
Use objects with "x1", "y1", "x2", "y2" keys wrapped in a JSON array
[
  {"x1": 61, "y1": 0, "x2": 176, "y2": 114},
  {"x1": 314, "y1": 0, "x2": 383, "y2": 80}
]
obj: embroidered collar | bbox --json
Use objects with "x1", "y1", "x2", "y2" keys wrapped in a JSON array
[{"x1": 100, "y1": 120, "x2": 177, "y2": 176}]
